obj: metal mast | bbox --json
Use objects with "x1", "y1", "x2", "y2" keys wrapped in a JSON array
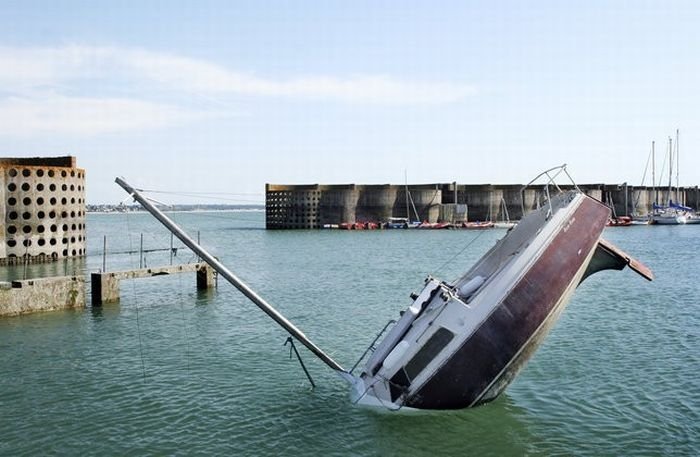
[{"x1": 115, "y1": 177, "x2": 346, "y2": 374}]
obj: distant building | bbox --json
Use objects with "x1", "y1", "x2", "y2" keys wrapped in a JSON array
[{"x1": 1, "y1": 156, "x2": 86, "y2": 264}]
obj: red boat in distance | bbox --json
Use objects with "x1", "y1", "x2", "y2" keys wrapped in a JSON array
[
  {"x1": 461, "y1": 221, "x2": 495, "y2": 229},
  {"x1": 606, "y1": 216, "x2": 633, "y2": 227}
]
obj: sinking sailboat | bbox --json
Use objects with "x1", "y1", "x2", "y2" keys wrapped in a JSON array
[{"x1": 116, "y1": 165, "x2": 653, "y2": 411}]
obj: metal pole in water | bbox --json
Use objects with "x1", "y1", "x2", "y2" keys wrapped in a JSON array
[
  {"x1": 140, "y1": 233, "x2": 144, "y2": 269},
  {"x1": 170, "y1": 233, "x2": 174, "y2": 265},
  {"x1": 114, "y1": 177, "x2": 347, "y2": 374},
  {"x1": 102, "y1": 235, "x2": 107, "y2": 272}
]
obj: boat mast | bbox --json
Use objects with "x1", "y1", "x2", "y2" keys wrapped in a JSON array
[
  {"x1": 115, "y1": 177, "x2": 346, "y2": 374},
  {"x1": 676, "y1": 129, "x2": 680, "y2": 204},
  {"x1": 668, "y1": 136, "x2": 673, "y2": 204},
  {"x1": 652, "y1": 141, "x2": 656, "y2": 206},
  {"x1": 405, "y1": 169, "x2": 410, "y2": 222}
]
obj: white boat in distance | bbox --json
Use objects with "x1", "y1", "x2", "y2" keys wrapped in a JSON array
[{"x1": 116, "y1": 165, "x2": 652, "y2": 411}]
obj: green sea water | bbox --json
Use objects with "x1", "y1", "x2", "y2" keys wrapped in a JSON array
[{"x1": 0, "y1": 211, "x2": 697, "y2": 456}]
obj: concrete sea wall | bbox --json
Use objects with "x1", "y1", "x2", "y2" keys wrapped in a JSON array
[
  {"x1": 266, "y1": 182, "x2": 700, "y2": 229},
  {"x1": 0, "y1": 275, "x2": 85, "y2": 317}
]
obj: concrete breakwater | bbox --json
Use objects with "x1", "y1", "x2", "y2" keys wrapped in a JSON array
[
  {"x1": 266, "y1": 183, "x2": 700, "y2": 229},
  {"x1": 0, "y1": 275, "x2": 84, "y2": 317}
]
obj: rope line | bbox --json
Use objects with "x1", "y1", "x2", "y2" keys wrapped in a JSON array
[
  {"x1": 125, "y1": 211, "x2": 147, "y2": 381},
  {"x1": 431, "y1": 229, "x2": 490, "y2": 279}
]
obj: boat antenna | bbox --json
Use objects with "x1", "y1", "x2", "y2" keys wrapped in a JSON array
[{"x1": 114, "y1": 177, "x2": 347, "y2": 375}]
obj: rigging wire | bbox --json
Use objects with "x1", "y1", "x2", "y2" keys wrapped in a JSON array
[
  {"x1": 430, "y1": 229, "x2": 491, "y2": 279},
  {"x1": 133, "y1": 188, "x2": 264, "y2": 204},
  {"x1": 177, "y1": 262, "x2": 191, "y2": 377},
  {"x1": 125, "y1": 210, "x2": 148, "y2": 381}
]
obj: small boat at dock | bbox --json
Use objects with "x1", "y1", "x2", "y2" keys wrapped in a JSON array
[{"x1": 461, "y1": 221, "x2": 495, "y2": 229}]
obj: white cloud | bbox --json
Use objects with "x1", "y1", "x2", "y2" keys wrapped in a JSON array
[
  {"x1": 0, "y1": 95, "x2": 201, "y2": 136},
  {"x1": 0, "y1": 45, "x2": 476, "y2": 103},
  {"x1": 0, "y1": 44, "x2": 476, "y2": 135}
]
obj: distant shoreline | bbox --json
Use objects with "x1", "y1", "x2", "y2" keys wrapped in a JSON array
[{"x1": 87, "y1": 204, "x2": 264, "y2": 214}]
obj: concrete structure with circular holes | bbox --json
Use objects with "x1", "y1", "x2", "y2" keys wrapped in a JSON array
[{"x1": 0, "y1": 157, "x2": 86, "y2": 264}]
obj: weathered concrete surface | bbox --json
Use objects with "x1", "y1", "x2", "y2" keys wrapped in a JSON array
[
  {"x1": 91, "y1": 262, "x2": 215, "y2": 305},
  {"x1": 0, "y1": 156, "x2": 87, "y2": 264},
  {"x1": 267, "y1": 182, "x2": 700, "y2": 228},
  {"x1": 0, "y1": 275, "x2": 85, "y2": 317}
]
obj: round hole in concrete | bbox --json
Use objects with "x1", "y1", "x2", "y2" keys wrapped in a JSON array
[
  {"x1": 22, "y1": 212, "x2": 31, "y2": 220},
  {"x1": 49, "y1": 184, "x2": 56, "y2": 191},
  {"x1": 50, "y1": 225, "x2": 57, "y2": 232},
  {"x1": 7, "y1": 240, "x2": 16, "y2": 247},
  {"x1": 48, "y1": 170, "x2": 55, "y2": 177},
  {"x1": 61, "y1": 170, "x2": 67, "y2": 178},
  {"x1": 38, "y1": 211, "x2": 45, "y2": 219},
  {"x1": 7, "y1": 183, "x2": 16, "y2": 192},
  {"x1": 50, "y1": 197, "x2": 57, "y2": 205},
  {"x1": 37, "y1": 197, "x2": 44, "y2": 205},
  {"x1": 8, "y1": 168, "x2": 17, "y2": 177},
  {"x1": 50, "y1": 238, "x2": 57, "y2": 246},
  {"x1": 7, "y1": 225, "x2": 17, "y2": 234},
  {"x1": 9, "y1": 211, "x2": 18, "y2": 220},
  {"x1": 23, "y1": 197, "x2": 31, "y2": 205},
  {"x1": 37, "y1": 169, "x2": 44, "y2": 177},
  {"x1": 37, "y1": 225, "x2": 45, "y2": 233},
  {"x1": 8, "y1": 197, "x2": 16, "y2": 205},
  {"x1": 37, "y1": 183, "x2": 44, "y2": 191},
  {"x1": 22, "y1": 225, "x2": 31, "y2": 234},
  {"x1": 21, "y1": 183, "x2": 30, "y2": 191}
]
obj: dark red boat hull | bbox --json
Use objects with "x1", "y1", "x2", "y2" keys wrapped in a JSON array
[{"x1": 406, "y1": 197, "x2": 609, "y2": 409}]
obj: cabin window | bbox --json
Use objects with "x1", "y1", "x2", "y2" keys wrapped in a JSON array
[{"x1": 404, "y1": 327, "x2": 455, "y2": 381}]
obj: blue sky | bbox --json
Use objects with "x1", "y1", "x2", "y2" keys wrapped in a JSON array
[{"x1": 0, "y1": 1, "x2": 698, "y2": 203}]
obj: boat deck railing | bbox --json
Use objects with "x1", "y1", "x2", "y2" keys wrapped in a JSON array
[
  {"x1": 350, "y1": 319, "x2": 397, "y2": 374},
  {"x1": 519, "y1": 164, "x2": 581, "y2": 219}
]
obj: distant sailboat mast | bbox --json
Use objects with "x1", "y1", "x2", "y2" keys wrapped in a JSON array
[
  {"x1": 676, "y1": 129, "x2": 680, "y2": 204},
  {"x1": 652, "y1": 141, "x2": 656, "y2": 205},
  {"x1": 668, "y1": 136, "x2": 673, "y2": 204}
]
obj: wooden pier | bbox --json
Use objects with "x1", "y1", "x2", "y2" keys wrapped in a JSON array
[{"x1": 90, "y1": 262, "x2": 215, "y2": 305}]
